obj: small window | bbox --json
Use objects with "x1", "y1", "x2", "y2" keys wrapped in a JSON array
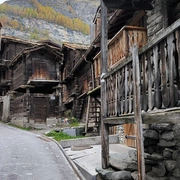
[{"x1": 32, "y1": 60, "x2": 49, "y2": 80}]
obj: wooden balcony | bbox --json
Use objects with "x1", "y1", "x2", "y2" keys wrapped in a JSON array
[
  {"x1": 103, "y1": 19, "x2": 180, "y2": 124},
  {"x1": 94, "y1": 26, "x2": 147, "y2": 87}
]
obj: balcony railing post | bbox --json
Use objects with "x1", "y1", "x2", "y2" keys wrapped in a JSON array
[
  {"x1": 100, "y1": 0, "x2": 109, "y2": 169},
  {"x1": 132, "y1": 44, "x2": 145, "y2": 180}
]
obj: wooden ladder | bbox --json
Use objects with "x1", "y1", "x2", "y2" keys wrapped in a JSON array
[{"x1": 85, "y1": 96, "x2": 101, "y2": 135}]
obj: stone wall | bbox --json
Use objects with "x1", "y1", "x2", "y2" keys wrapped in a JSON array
[
  {"x1": 97, "y1": 123, "x2": 180, "y2": 180},
  {"x1": 143, "y1": 123, "x2": 180, "y2": 179}
]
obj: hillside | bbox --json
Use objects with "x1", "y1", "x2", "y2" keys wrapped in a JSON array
[{"x1": 0, "y1": 0, "x2": 99, "y2": 44}]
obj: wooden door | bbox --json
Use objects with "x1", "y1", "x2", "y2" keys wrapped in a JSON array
[
  {"x1": 124, "y1": 124, "x2": 136, "y2": 147},
  {"x1": 32, "y1": 97, "x2": 48, "y2": 123}
]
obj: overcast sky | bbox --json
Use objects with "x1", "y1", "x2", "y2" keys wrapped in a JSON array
[{"x1": 0, "y1": 0, "x2": 7, "y2": 4}]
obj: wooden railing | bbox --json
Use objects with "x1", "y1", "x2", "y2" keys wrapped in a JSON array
[
  {"x1": 104, "y1": 19, "x2": 180, "y2": 118},
  {"x1": 94, "y1": 26, "x2": 147, "y2": 87}
]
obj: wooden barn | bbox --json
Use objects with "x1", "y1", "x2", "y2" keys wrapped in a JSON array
[{"x1": 0, "y1": 37, "x2": 63, "y2": 127}]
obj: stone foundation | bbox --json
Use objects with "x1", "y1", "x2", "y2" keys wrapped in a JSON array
[{"x1": 97, "y1": 123, "x2": 180, "y2": 180}]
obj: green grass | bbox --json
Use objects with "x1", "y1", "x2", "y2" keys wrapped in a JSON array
[
  {"x1": 69, "y1": 121, "x2": 79, "y2": 127},
  {"x1": 8, "y1": 123, "x2": 32, "y2": 131},
  {"x1": 46, "y1": 130, "x2": 84, "y2": 141}
]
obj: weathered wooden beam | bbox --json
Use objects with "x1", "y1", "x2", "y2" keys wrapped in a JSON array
[
  {"x1": 100, "y1": 0, "x2": 109, "y2": 169},
  {"x1": 104, "y1": 107, "x2": 180, "y2": 125},
  {"x1": 85, "y1": 96, "x2": 91, "y2": 133},
  {"x1": 132, "y1": 44, "x2": 145, "y2": 180},
  {"x1": 87, "y1": 85, "x2": 101, "y2": 95}
]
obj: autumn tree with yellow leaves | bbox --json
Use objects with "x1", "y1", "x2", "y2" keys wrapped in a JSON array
[{"x1": 0, "y1": 0, "x2": 90, "y2": 35}]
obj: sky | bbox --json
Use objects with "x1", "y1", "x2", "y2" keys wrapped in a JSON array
[{"x1": 0, "y1": 0, "x2": 7, "y2": 4}]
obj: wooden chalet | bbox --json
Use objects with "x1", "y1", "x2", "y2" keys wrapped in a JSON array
[
  {"x1": 97, "y1": 0, "x2": 180, "y2": 179},
  {"x1": 66, "y1": 0, "x2": 180, "y2": 178},
  {"x1": 0, "y1": 37, "x2": 63, "y2": 127},
  {"x1": 61, "y1": 42, "x2": 90, "y2": 122}
]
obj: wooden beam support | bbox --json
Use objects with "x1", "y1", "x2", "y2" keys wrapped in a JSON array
[
  {"x1": 100, "y1": 0, "x2": 109, "y2": 169},
  {"x1": 85, "y1": 95, "x2": 91, "y2": 133},
  {"x1": 104, "y1": 107, "x2": 180, "y2": 125},
  {"x1": 132, "y1": 44, "x2": 145, "y2": 180}
]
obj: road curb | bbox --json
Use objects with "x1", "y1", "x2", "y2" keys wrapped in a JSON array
[{"x1": 41, "y1": 135, "x2": 87, "y2": 180}]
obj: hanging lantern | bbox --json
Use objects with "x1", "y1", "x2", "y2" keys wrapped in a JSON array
[{"x1": 102, "y1": 0, "x2": 154, "y2": 10}]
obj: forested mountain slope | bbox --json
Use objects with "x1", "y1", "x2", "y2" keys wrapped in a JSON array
[{"x1": 0, "y1": 0, "x2": 99, "y2": 44}]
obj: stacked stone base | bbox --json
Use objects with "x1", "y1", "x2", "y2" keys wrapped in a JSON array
[{"x1": 96, "y1": 124, "x2": 180, "y2": 180}]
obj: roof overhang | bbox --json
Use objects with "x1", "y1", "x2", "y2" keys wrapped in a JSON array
[
  {"x1": 103, "y1": 0, "x2": 154, "y2": 10},
  {"x1": 27, "y1": 80, "x2": 59, "y2": 86}
]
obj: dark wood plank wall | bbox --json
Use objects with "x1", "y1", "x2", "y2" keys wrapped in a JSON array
[
  {"x1": 2, "y1": 43, "x2": 27, "y2": 61},
  {"x1": 62, "y1": 85, "x2": 69, "y2": 102},
  {"x1": 10, "y1": 94, "x2": 27, "y2": 115},
  {"x1": 26, "y1": 52, "x2": 57, "y2": 81},
  {"x1": 77, "y1": 63, "x2": 92, "y2": 94},
  {"x1": 12, "y1": 60, "x2": 24, "y2": 90},
  {"x1": 68, "y1": 80, "x2": 77, "y2": 96},
  {"x1": 62, "y1": 49, "x2": 73, "y2": 80},
  {"x1": 95, "y1": 16, "x2": 101, "y2": 38}
]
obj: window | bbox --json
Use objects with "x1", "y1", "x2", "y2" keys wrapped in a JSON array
[{"x1": 32, "y1": 60, "x2": 49, "y2": 80}]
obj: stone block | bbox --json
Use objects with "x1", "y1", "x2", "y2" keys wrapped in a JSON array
[
  {"x1": 150, "y1": 124, "x2": 174, "y2": 132},
  {"x1": 106, "y1": 171, "x2": 132, "y2": 180},
  {"x1": 10, "y1": 118, "x2": 27, "y2": 128},
  {"x1": 143, "y1": 129, "x2": 159, "y2": 139},
  {"x1": 172, "y1": 168, "x2": 180, "y2": 178},
  {"x1": 146, "y1": 152, "x2": 163, "y2": 161},
  {"x1": 161, "y1": 131, "x2": 174, "y2": 141},
  {"x1": 163, "y1": 148, "x2": 173, "y2": 159},
  {"x1": 152, "y1": 163, "x2": 166, "y2": 177},
  {"x1": 109, "y1": 153, "x2": 137, "y2": 171},
  {"x1": 158, "y1": 139, "x2": 176, "y2": 147},
  {"x1": 63, "y1": 128, "x2": 76, "y2": 136},
  {"x1": 163, "y1": 160, "x2": 177, "y2": 172},
  {"x1": 96, "y1": 168, "x2": 132, "y2": 180},
  {"x1": 46, "y1": 118, "x2": 58, "y2": 126},
  {"x1": 131, "y1": 171, "x2": 138, "y2": 180},
  {"x1": 146, "y1": 174, "x2": 168, "y2": 180},
  {"x1": 144, "y1": 137, "x2": 158, "y2": 146}
]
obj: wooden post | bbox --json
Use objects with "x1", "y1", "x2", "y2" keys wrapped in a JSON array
[
  {"x1": 100, "y1": 0, "x2": 109, "y2": 169},
  {"x1": 132, "y1": 44, "x2": 145, "y2": 180},
  {"x1": 0, "y1": 22, "x2": 2, "y2": 51},
  {"x1": 26, "y1": 87, "x2": 30, "y2": 123},
  {"x1": 85, "y1": 95, "x2": 91, "y2": 133}
]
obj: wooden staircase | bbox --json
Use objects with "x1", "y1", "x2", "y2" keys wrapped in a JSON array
[{"x1": 85, "y1": 96, "x2": 101, "y2": 135}]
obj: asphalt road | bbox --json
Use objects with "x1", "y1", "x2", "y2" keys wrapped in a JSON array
[{"x1": 0, "y1": 123, "x2": 80, "y2": 180}]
